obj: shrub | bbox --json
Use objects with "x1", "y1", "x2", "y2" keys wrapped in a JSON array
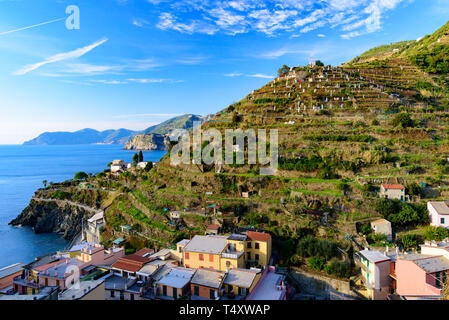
[
  {"x1": 398, "y1": 234, "x2": 423, "y2": 249},
  {"x1": 324, "y1": 260, "x2": 350, "y2": 278},
  {"x1": 423, "y1": 226, "x2": 449, "y2": 241},
  {"x1": 74, "y1": 171, "x2": 88, "y2": 180},
  {"x1": 391, "y1": 113, "x2": 415, "y2": 128},
  {"x1": 308, "y1": 256, "x2": 326, "y2": 271},
  {"x1": 296, "y1": 236, "x2": 338, "y2": 260}
]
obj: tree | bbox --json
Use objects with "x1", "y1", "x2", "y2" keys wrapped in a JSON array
[
  {"x1": 391, "y1": 113, "x2": 415, "y2": 128},
  {"x1": 74, "y1": 172, "x2": 88, "y2": 180},
  {"x1": 138, "y1": 151, "x2": 144, "y2": 163},
  {"x1": 42, "y1": 180, "x2": 47, "y2": 188},
  {"x1": 398, "y1": 234, "x2": 422, "y2": 250},
  {"x1": 144, "y1": 162, "x2": 153, "y2": 172},
  {"x1": 406, "y1": 182, "x2": 422, "y2": 197},
  {"x1": 315, "y1": 60, "x2": 325, "y2": 67},
  {"x1": 132, "y1": 153, "x2": 139, "y2": 165},
  {"x1": 424, "y1": 226, "x2": 449, "y2": 241},
  {"x1": 278, "y1": 64, "x2": 290, "y2": 77},
  {"x1": 375, "y1": 198, "x2": 400, "y2": 219}
]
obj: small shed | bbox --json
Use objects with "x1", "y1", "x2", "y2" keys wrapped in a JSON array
[{"x1": 370, "y1": 219, "x2": 392, "y2": 242}]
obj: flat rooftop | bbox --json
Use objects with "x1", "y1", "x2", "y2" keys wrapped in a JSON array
[
  {"x1": 0, "y1": 263, "x2": 25, "y2": 279},
  {"x1": 359, "y1": 249, "x2": 391, "y2": 263},
  {"x1": 183, "y1": 235, "x2": 228, "y2": 254},
  {"x1": 248, "y1": 270, "x2": 285, "y2": 300}
]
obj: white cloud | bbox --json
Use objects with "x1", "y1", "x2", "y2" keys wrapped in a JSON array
[
  {"x1": 14, "y1": 38, "x2": 108, "y2": 75},
  {"x1": 148, "y1": 0, "x2": 408, "y2": 38}
]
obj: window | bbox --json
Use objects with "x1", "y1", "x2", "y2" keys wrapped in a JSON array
[
  {"x1": 130, "y1": 294, "x2": 134, "y2": 301},
  {"x1": 111, "y1": 290, "x2": 115, "y2": 298},
  {"x1": 255, "y1": 243, "x2": 260, "y2": 250},
  {"x1": 185, "y1": 252, "x2": 189, "y2": 260},
  {"x1": 247, "y1": 252, "x2": 251, "y2": 260},
  {"x1": 247, "y1": 242, "x2": 252, "y2": 249},
  {"x1": 210, "y1": 289, "x2": 215, "y2": 300},
  {"x1": 255, "y1": 254, "x2": 259, "y2": 261},
  {"x1": 441, "y1": 218, "x2": 445, "y2": 225},
  {"x1": 199, "y1": 254, "x2": 204, "y2": 261},
  {"x1": 209, "y1": 254, "x2": 214, "y2": 262},
  {"x1": 194, "y1": 286, "x2": 199, "y2": 296},
  {"x1": 163, "y1": 285, "x2": 167, "y2": 296},
  {"x1": 120, "y1": 292, "x2": 124, "y2": 300},
  {"x1": 173, "y1": 287, "x2": 178, "y2": 298}
]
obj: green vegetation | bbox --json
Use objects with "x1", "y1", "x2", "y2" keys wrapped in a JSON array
[{"x1": 74, "y1": 172, "x2": 88, "y2": 180}]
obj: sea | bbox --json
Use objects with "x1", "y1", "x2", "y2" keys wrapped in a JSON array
[{"x1": 0, "y1": 144, "x2": 165, "y2": 269}]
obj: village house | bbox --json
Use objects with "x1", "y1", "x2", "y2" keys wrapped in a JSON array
[
  {"x1": 393, "y1": 240, "x2": 449, "y2": 299},
  {"x1": 379, "y1": 184, "x2": 406, "y2": 201},
  {"x1": 223, "y1": 268, "x2": 262, "y2": 299},
  {"x1": 190, "y1": 267, "x2": 226, "y2": 300},
  {"x1": 170, "y1": 211, "x2": 182, "y2": 220},
  {"x1": 0, "y1": 263, "x2": 25, "y2": 294},
  {"x1": 111, "y1": 248, "x2": 154, "y2": 278},
  {"x1": 206, "y1": 224, "x2": 220, "y2": 235},
  {"x1": 370, "y1": 219, "x2": 393, "y2": 242},
  {"x1": 59, "y1": 277, "x2": 108, "y2": 300},
  {"x1": 428, "y1": 201, "x2": 449, "y2": 229},
  {"x1": 154, "y1": 267, "x2": 195, "y2": 300},
  {"x1": 355, "y1": 249, "x2": 392, "y2": 300},
  {"x1": 246, "y1": 266, "x2": 288, "y2": 300},
  {"x1": 84, "y1": 212, "x2": 105, "y2": 243},
  {"x1": 179, "y1": 230, "x2": 272, "y2": 272},
  {"x1": 110, "y1": 160, "x2": 126, "y2": 173},
  {"x1": 13, "y1": 253, "x2": 62, "y2": 295}
]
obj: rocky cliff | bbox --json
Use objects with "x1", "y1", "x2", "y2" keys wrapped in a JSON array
[
  {"x1": 9, "y1": 199, "x2": 93, "y2": 241},
  {"x1": 123, "y1": 133, "x2": 168, "y2": 151}
]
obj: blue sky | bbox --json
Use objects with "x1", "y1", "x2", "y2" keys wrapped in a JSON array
[{"x1": 0, "y1": 0, "x2": 448, "y2": 144}]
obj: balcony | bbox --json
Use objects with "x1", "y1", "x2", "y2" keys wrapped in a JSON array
[
  {"x1": 221, "y1": 250, "x2": 244, "y2": 260},
  {"x1": 13, "y1": 276, "x2": 44, "y2": 290}
]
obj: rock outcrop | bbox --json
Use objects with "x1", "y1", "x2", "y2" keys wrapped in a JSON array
[
  {"x1": 9, "y1": 199, "x2": 93, "y2": 241},
  {"x1": 123, "y1": 133, "x2": 168, "y2": 151}
]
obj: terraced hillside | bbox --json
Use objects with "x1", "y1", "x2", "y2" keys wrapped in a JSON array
[{"x1": 16, "y1": 21, "x2": 449, "y2": 264}]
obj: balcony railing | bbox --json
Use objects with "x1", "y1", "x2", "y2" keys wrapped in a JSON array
[{"x1": 222, "y1": 250, "x2": 244, "y2": 259}]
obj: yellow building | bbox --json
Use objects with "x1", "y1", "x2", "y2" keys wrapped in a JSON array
[
  {"x1": 223, "y1": 268, "x2": 262, "y2": 297},
  {"x1": 178, "y1": 231, "x2": 272, "y2": 272}
]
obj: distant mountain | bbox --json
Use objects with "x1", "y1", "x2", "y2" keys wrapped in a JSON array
[
  {"x1": 123, "y1": 114, "x2": 208, "y2": 150},
  {"x1": 143, "y1": 114, "x2": 205, "y2": 135},
  {"x1": 23, "y1": 114, "x2": 207, "y2": 146},
  {"x1": 23, "y1": 128, "x2": 138, "y2": 145}
]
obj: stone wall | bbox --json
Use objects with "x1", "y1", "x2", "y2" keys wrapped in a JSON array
[{"x1": 289, "y1": 267, "x2": 358, "y2": 299}]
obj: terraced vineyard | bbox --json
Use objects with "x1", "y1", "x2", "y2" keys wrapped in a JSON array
[{"x1": 76, "y1": 21, "x2": 449, "y2": 258}]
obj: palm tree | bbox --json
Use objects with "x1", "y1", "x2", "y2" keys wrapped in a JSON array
[{"x1": 42, "y1": 180, "x2": 47, "y2": 188}]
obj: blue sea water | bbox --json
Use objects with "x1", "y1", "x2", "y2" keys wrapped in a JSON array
[{"x1": 0, "y1": 144, "x2": 165, "y2": 269}]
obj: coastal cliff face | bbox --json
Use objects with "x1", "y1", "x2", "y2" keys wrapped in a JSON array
[
  {"x1": 123, "y1": 133, "x2": 168, "y2": 151},
  {"x1": 9, "y1": 199, "x2": 92, "y2": 241}
]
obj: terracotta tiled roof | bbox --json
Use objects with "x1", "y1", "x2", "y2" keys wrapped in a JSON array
[
  {"x1": 34, "y1": 260, "x2": 64, "y2": 272},
  {"x1": 112, "y1": 254, "x2": 152, "y2": 273},
  {"x1": 381, "y1": 184, "x2": 405, "y2": 190},
  {"x1": 134, "y1": 248, "x2": 155, "y2": 257},
  {"x1": 247, "y1": 231, "x2": 271, "y2": 242}
]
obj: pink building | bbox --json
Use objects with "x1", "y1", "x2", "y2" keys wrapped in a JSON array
[
  {"x1": 428, "y1": 202, "x2": 449, "y2": 229},
  {"x1": 394, "y1": 253, "x2": 449, "y2": 299}
]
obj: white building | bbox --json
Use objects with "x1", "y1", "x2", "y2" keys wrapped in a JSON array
[
  {"x1": 428, "y1": 201, "x2": 449, "y2": 229},
  {"x1": 370, "y1": 219, "x2": 393, "y2": 242},
  {"x1": 379, "y1": 184, "x2": 406, "y2": 201}
]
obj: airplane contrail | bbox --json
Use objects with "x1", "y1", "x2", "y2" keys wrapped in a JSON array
[{"x1": 0, "y1": 17, "x2": 66, "y2": 36}]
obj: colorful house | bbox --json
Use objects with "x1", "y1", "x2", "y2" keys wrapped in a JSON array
[
  {"x1": 154, "y1": 267, "x2": 195, "y2": 300},
  {"x1": 379, "y1": 184, "x2": 406, "y2": 201},
  {"x1": 0, "y1": 263, "x2": 25, "y2": 294},
  {"x1": 428, "y1": 201, "x2": 449, "y2": 229},
  {"x1": 190, "y1": 268, "x2": 226, "y2": 300},
  {"x1": 355, "y1": 249, "x2": 392, "y2": 300},
  {"x1": 223, "y1": 268, "x2": 262, "y2": 299},
  {"x1": 370, "y1": 219, "x2": 393, "y2": 242}
]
